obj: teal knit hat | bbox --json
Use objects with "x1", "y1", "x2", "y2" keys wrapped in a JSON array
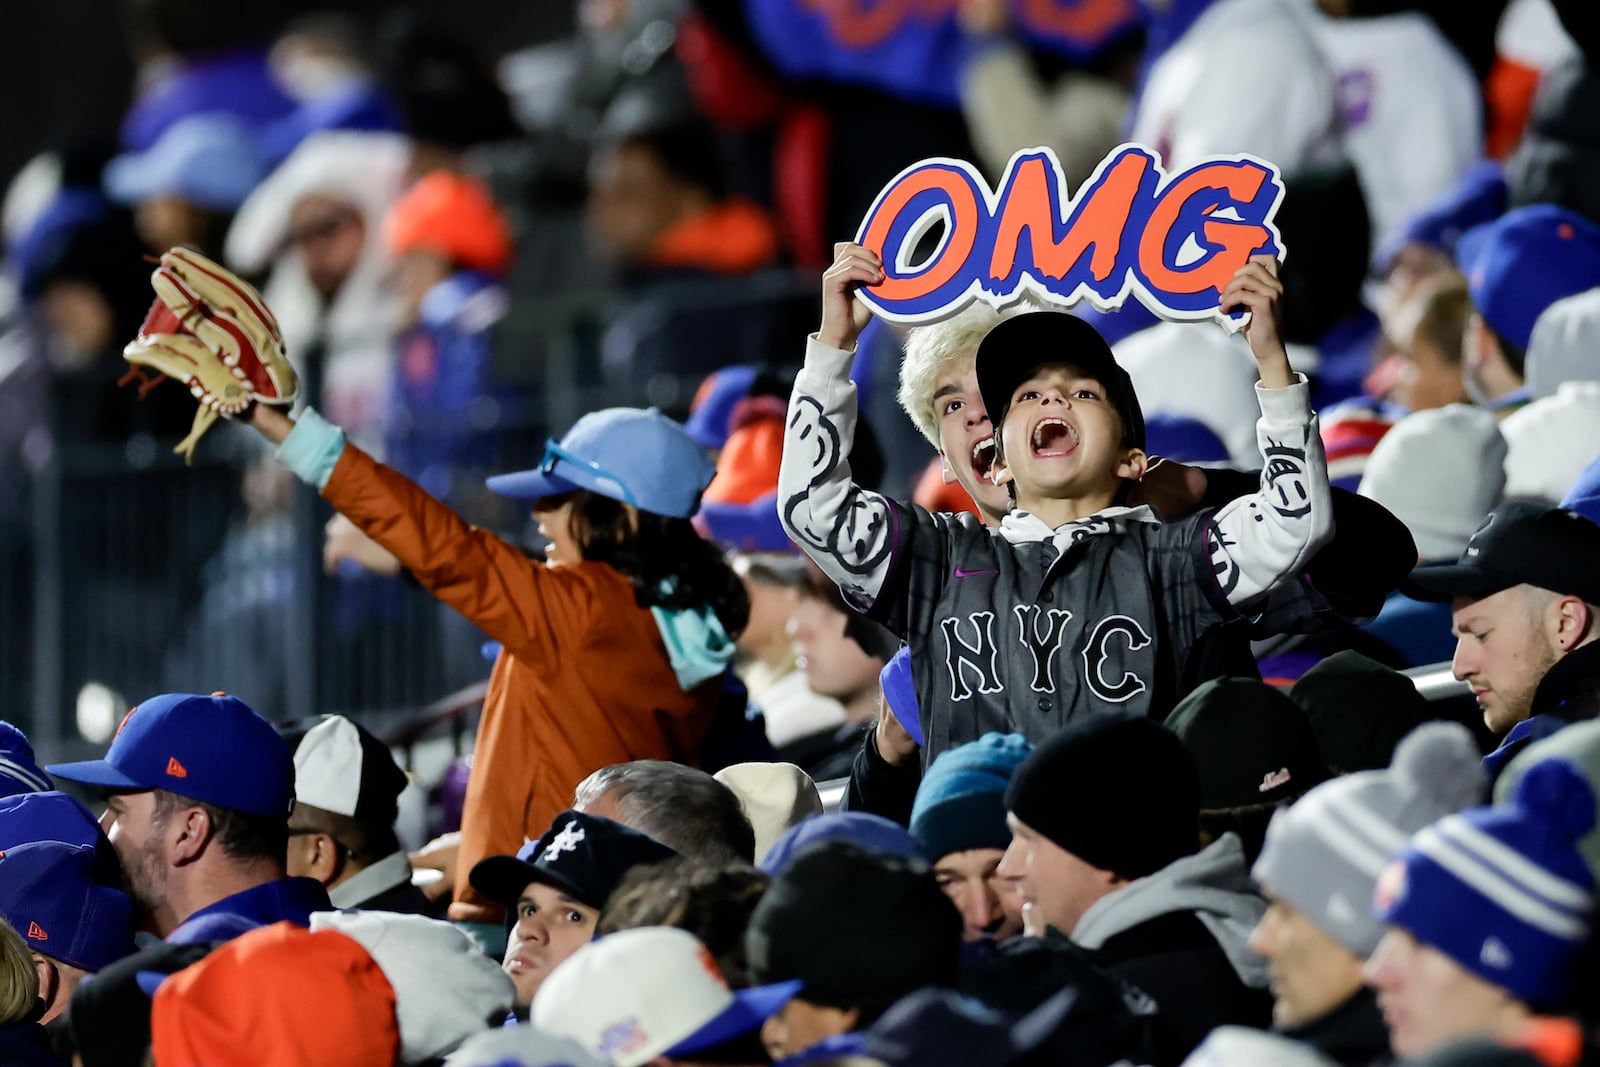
[{"x1": 910, "y1": 733, "x2": 1032, "y2": 861}]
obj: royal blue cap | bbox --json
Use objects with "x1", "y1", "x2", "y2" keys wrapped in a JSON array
[
  {"x1": 758, "y1": 811, "x2": 925, "y2": 876},
  {"x1": 0, "y1": 790, "x2": 102, "y2": 851},
  {"x1": 46, "y1": 693, "x2": 294, "y2": 819},
  {"x1": 103, "y1": 114, "x2": 268, "y2": 212},
  {"x1": 880, "y1": 647, "x2": 921, "y2": 747},
  {"x1": 0, "y1": 720, "x2": 53, "y2": 797},
  {"x1": 1143, "y1": 414, "x2": 1232, "y2": 465},
  {"x1": 486, "y1": 407, "x2": 716, "y2": 519},
  {"x1": 1456, "y1": 204, "x2": 1600, "y2": 352},
  {"x1": 0, "y1": 840, "x2": 135, "y2": 972},
  {"x1": 665, "y1": 978, "x2": 804, "y2": 1059},
  {"x1": 1563, "y1": 452, "x2": 1600, "y2": 526},
  {"x1": 1375, "y1": 159, "x2": 1508, "y2": 268},
  {"x1": 685, "y1": 365, "x2": 759, "y2": 449},
  {"x1": 696, "y1": 494, "x2": 794, "y2": 553},
  {"x1": 0, "y1": 790, "x2": 124, "y2": 889}
]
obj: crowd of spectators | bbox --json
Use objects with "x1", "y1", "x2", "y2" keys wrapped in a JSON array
[{"x1": 5, "y1": 0, "x2": 1600, "y2": 1064}]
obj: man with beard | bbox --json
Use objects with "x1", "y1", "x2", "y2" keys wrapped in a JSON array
[
  {"x1": 47, "y1": 692, "x2": 330, "y2": 943},
  {"x1": 1402, "y1": 502, "x2": 1600, "y2": 775}
]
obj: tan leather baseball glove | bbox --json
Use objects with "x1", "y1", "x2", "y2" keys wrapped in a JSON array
[{"x1": 122, "y1": 247, "x2": 299, "y2": 461}]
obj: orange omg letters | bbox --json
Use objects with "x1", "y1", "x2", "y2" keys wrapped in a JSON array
[{"x1": 853, "y1": 144, "x2": 1286, "y2": 327}]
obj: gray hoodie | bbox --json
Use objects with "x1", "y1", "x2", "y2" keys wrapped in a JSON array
[{"x1": 1071, "y1": 833, "x2": 1269, "y2": 989}]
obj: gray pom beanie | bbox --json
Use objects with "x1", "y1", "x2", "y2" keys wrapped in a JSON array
[{"x1": 1252, "y1": 722, "x2": 1486, "y2": 957}]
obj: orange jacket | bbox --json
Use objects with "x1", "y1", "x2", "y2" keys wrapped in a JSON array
[{"x1": 321, "y1": 445, "x2": 721, "y2": 919}]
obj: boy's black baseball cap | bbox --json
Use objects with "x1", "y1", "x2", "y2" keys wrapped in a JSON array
[{"x1": 974, "y1": 312, "x2": 1146, "y2": 450}]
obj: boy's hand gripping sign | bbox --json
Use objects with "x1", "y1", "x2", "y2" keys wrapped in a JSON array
[{"x1": 854, "y1": 143, "x2": 1287, "y2": 332}]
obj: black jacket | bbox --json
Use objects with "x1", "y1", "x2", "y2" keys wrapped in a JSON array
[
  {"x1": 354, "y1": 876, "x2": 435, "y2": 916},
  {"x1": 1484, "y1": 641, "x2": 1600, "y2": 781},
  {"x1": 1072, "y1": 836, "x2": 1273, "y2": 1067},
  {"x1": 1090, "y1": 911, "x2": 1273, "y2": 1066},
  {"x1": 1283, "y1": 987, "x2": 1393, "y2": 1067},
  {"x1": 842, "y1": 726, "x2": 920, "y2": 824},
  {"x1": 1532, "y1": 640, "x2": 1600, "y2": 724}
]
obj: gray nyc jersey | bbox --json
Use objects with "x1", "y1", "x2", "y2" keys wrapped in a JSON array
[{"x1": 779, "y1": 338, "x2": 1331, "y2": 759}]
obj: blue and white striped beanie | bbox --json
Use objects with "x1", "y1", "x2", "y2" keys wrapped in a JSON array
[
  {"x1": 1376, "y1": 757, "x2": 1599, "y2": 1009},
  {"x1": 0, "y1": 721, "x2": 52, "y2": 797}
]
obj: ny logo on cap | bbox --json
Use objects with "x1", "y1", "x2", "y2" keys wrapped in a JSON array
[
  {"x1": 1481, "y1": 937, "x2": 1514, "y2": 970},
  {"x1": 1374, "y1": 861, "x2": 1407, "y2": 912},
  {"x1": 543, "y1": 821, "x2": 585, "y2": 863},
  {"x1": 1258, "y1": 768, "x2": 1292, "y2": 793}
]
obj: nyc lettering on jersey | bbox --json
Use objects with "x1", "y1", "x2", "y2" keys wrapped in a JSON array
[
  {"x1": 939, "y1": 605, "x2": 1154, "y2": 706},
  {"x1": 853, "y1": 143, "x2": 1286, "y2": 328}
]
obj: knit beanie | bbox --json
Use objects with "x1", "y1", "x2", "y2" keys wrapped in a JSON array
[
  {"x1": 1496, "y1": 720, "x2": 1600, "y2": 885},
  {"x1": 0, "y1": 721, "x2": 52, "y2": 796},
  {"x1": 910, "y1": 734, "x2": 1032, "y2": 861},
  {"x1": 1165, "y1": 678, "x2": 1329, "y2": 809},
  {"x1": 1004, "y1": 715, "x2": 1200, "y2": 879},
  {"x1": 745, "y1": 840, "x2": 961, "y2": 1014},
  {"x1": 1289, "y1": 652, "x2": 1435, "y2": 773},
  {"x1": 1376, "y1": 758, "x2": 1599, "y2": 1009},
  {"x1": 1253, "y1": 722, "x2": 1484, "y2": 957}
]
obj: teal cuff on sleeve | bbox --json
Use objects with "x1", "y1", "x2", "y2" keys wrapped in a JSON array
[{"x1": 275, "y1": 407, "x2": 347, "y2": 490}]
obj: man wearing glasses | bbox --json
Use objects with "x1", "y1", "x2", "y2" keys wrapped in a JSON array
[{"x1": 283, "y1": 714, "x2": 431, "y2": 915}]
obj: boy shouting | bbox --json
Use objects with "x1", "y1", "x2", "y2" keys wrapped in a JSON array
[{"x1": 779, "y1": 243, "x2": 1328, "y2": 759}]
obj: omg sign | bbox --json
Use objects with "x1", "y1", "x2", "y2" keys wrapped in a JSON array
[{"x1": 854, "y1": 143, "x2": 1286, "y2": 329}]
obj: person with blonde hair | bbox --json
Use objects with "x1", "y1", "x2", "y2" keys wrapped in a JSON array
[
  {"x1": 896, "y1": 301, "x2": 1027, "y2": 526},
  {"x1": 0, "y1": 918, "x2": 55, "y2": 1066}
]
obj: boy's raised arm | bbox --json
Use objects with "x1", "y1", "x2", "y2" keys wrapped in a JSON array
[
  {"x1": 778, "y1": 243, "x2": 900, "y2": 609},
  {"x1": 1205, "y1": 256, "x2": 1335, "y2": 607}
]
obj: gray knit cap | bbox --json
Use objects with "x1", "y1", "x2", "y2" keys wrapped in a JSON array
[{"x1": 1251, "y1": 722, "x2": 1485, "y2": 957}]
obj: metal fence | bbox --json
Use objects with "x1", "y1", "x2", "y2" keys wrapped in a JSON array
[{"x1": 1, "y1": 270, "x2": 824, "y2": 766}]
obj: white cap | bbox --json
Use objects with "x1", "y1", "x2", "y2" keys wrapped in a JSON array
[
  {"x1": 312, "y1": 910, "x2": 515, "y2": 1063},
  {"x1": 1113, "y1": 321, "x2": 1264, "y2": 468},
  {"x1": 1358, "y1": 404, "x2": 1506, "y2": 561},
  {"x1": 1503, "y1": 382, "x2": 1600, "y2": 505},
  {"x1": 714, "y1": 763, "x2": 823, "y2": 865},
  {"x1": 531, "y1": 927, "x2": 800, "y2": 1067},
  {"x1": 224, "y1": 130, "x2": 411, "y2": 274},
  {"x1": 293, "y1": 714, "x2": 408, "y2": 821},
  {"x1": 1527, "y1": 287, "x2": 1600, "y2": 400}
]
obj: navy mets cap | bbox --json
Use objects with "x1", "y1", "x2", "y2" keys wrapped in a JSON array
[{"x1": 47, "y1": 693, "x2": 294, "y2": 819}]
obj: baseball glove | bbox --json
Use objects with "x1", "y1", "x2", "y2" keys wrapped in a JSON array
[{"x1": 121, "y1": 247, "x2": 299, "y2": 461}]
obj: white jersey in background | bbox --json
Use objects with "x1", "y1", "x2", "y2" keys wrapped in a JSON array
[
  {"x1": 1130, "y1": 0, "x2": 1344, "y2": 173},
  {"x1": 1308, "y1": 10, "x2": 1483, "y2": 261}
]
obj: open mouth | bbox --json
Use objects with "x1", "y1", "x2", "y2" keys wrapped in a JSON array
[
  {"x1": 1030, "y1": 417, "x2": 1078, "y2": 458},
  {"x1": 970, "y1": 435, "x2": 996, "y2": 478}
]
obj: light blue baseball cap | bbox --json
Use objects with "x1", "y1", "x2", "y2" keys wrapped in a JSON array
[
  {"x1": 104, "y1": 114, "x2": 267, "y2": 212},
  {"x1": 486, "y1": 407, "x2": 717, "y2": 519}
]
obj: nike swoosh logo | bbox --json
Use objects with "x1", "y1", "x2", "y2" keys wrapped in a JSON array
[{"x1": 953, "y1": 567, "x2": 998, "y2": 579}]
